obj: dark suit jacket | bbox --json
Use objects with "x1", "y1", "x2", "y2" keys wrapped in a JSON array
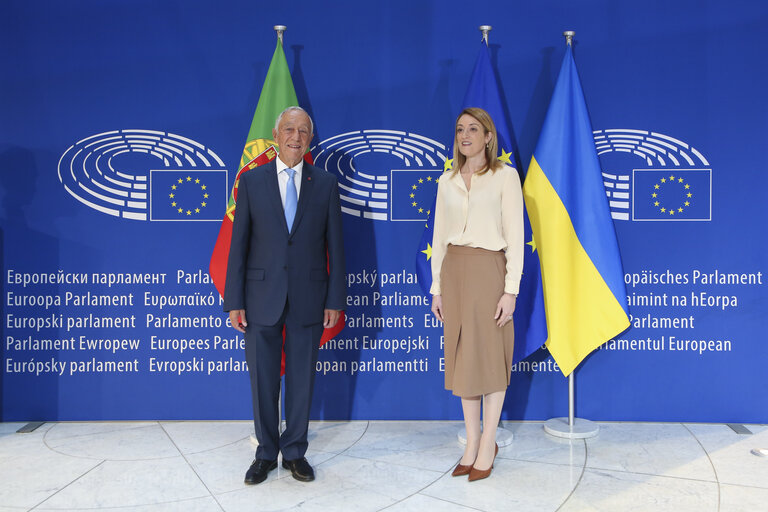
[{"x1": 223, "y1": 160, "x2": 346, "y2": 326}]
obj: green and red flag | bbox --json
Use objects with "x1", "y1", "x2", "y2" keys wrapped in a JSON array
[
  {"x1": 209, "y1": 36, "x2": 345, "y2": 372},
  {"x1": 210, "y1": 38, "x2": 299, "y2": 295}
]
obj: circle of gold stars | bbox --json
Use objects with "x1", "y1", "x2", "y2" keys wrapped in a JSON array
[
  {"x1": 409, "y1": 175, "x2": 436, "y2": 216},
  {"x1": 169, "y1": 176, "x2": 210, "y2": 216},
  {"x1": 651, "y1": 174, "x2": 692, "y2": 216}
]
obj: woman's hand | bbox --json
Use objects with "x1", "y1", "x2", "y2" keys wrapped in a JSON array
[
  {"x1": 431, "y1": 294, "x2": 444, "y2": 322},
  {"x1": 494, "y1": 293, "x2": 517, "y2": 327}
]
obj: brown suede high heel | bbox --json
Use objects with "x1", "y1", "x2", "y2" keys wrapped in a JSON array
[
  {"x1": 468, "y1": 443, "x2": 498, "y2": 482},
  {"x1": 451, "y1": 462, "x2": 473, "y2": 477}
]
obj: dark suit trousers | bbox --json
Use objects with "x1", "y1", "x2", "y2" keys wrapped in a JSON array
[{"x1": 244, "y1": 299, "x2": 323, "y2": 461}]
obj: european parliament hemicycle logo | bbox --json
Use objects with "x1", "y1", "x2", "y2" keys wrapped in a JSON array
[
  {"x1": 313, "y1": 127, "x2": 711, "y2": 224},
  {"x1": 595, "y1": 129, "x2": 712, "y2": 222},
  {"x1": 58, "y1": 130, "x2": 227, "y2": 221},
  {"x1": 312, "y1": 130, "x2": 446, "y2": 221}
]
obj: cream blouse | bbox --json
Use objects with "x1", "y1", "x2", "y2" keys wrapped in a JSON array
[{"x1": 430, "y1": 164, "x2": 524, "y2": 296}]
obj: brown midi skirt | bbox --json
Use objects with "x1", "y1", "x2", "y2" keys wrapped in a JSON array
[{"x1": 441, "y1": 245, "x2": 515, "y2": 397}]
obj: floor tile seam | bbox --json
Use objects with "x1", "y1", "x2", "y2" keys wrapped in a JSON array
[
  {"x1": 682, "y1": 422, "x2": 721, "y2": 512},
  {"x1": 304, "y1": 447, "x2": 352, "y2": 462},
  {"x1": 210, "y1": 481, "x2": 278, "y2": 498},
  {"x1": 329, "y1": 450, "x2": 450, "y2": 474},
  {"x1": 44, "y1": 427, "x2": 251, "y2": 459},
  {"x1": 27, "y1": 459, "x2": 105, "y2": 511},
  {"x1": 200, "y1": 449, "x2": 383, "y2": 490},
  {"x1": 309, "y1": 420, "x2": 373, "y2": 425},
  {"x1": 502, "y1": 455, "x2": 587, "y2": 469},
  {"x1": 42, "y1": 422, "x2": 160, "y2": 445},
  {"x1": 295, "y1": 439, "x2": 370, "y2": 469},
  {"x1": 420, "y1": 493, "x2": 487, "y2": 512},
  {"x1": 176, "y1": 435, "x2": 253, "y2": 456},
  {"x1": 324, "y1": 420, "x2": 371, "y2": 459},
  {"x1": 381, "y1": 491, "x2": 486, "y2": 512},
  {"x1": 218, "y1": 450, "x2": 448, "y2": 491},
  {"x1": 356, "y1": 482, "x2": 433, "y2": 511},
  {"x1": 158, "y1": 421, "x2": 253, "y2": 426},
  {"x1": 582, "y1": 464, "x2": 720, "y2": 484},
  {"x1": 209, "y1": 459, "x2": 426, "y2": 499},
  {"x1": 334, "y1": 450, "x2": 458, "y2": 466},
  {"x1": 32, "y1": 494, "x2": 219, "y2": 511},
  {"x1": 0, "y1": 431, "x2": 47, "y2": 444},
  {"x1": 157, "y1": 422, "x2": 226, "y2": 511},
  {"x1": 33, "y1": 446, "x2": 183, "y2": 462},
  {"x1": 352, "y1": 480, "x2": 426, "y2": 507},
  {"x1": 375, "y1": 462, "x2": 476, "y2": 512},
  {"x1": 365, "y1": 420, "x2": 465, "y2": 425},
  {"x1": 42, "y1": 429, "x2": 165, "y2": 455},
  {"x1": 553, "y1": 439, "x2": 588, "y2": 512},
  {"x1": 718, "y1": 481, "x2": 768, "y2": 491},
  {"x1": 293, "y1": 444, "x2": 375, "y2": 472}
]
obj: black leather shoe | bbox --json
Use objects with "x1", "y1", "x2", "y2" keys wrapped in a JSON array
[
  {"x1": 244, "y1": 458, "x2": 277, "y2": 485},
  {"x1": 282, "y1": 457, "x2": 315, "y2": 482}
]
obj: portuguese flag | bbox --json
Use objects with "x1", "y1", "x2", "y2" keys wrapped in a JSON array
[
  {"x1": 210, "y1": 38, "x2": 299, "y2": 295},
  {"x1": 209, "y1": 35, "x2": 344, "y2": 370}
]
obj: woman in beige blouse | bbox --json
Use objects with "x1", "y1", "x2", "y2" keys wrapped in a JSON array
[{"x1": 430, "y1": 107, "x2": 523, "y2": 481}]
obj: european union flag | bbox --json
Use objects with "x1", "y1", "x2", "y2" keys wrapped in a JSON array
[
  {"x1": 415, "y1": 41, "x2": 547, "y2": 365},
  {"x1": 150, "y1": 169, "x2": 227, "y2": 221},
  {"x1": 390, "y1": 170, "x2": 443, "y2": 221},
  {"x1": 633, "y1": 169, "x2": 711, "y2": 221}
]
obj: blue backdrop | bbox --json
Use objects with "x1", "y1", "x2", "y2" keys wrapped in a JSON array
[{"x1": 2, "y1": 0, "x2": 766, "y2": 422}]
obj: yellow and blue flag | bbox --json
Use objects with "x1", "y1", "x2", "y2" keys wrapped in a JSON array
[
  {"x1": 417, "y1": 41, "x2": 547, "y2": 364},
  {"x1": 523, "y1": 44, "x2": 630, "y2": 376}
]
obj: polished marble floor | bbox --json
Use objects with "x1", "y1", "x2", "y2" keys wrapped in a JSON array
[{"x1": 1, "y1": 420, "x2": 766, "y2": 511}]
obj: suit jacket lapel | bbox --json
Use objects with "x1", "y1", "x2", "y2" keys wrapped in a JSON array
[
  {"x1": 290, "y1": 163, "x2": 314, "y2": 237},
  {"x1": 263, "y1": 162, "x2": 288, "y2": 234}
]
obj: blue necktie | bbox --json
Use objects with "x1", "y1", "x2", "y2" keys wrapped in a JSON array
[{"x1": 284, "y1": 168, "x2": 297, "y2": 231}]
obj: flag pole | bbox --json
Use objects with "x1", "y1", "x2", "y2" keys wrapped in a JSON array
[
  {"x1": 274, "y1": 24, "x2": 286, "y2": 44},
  {"x1": 274, "y1": 24, "x2": 286, "y2": 438},
  {"x1": 457, "y1": 23, "x2": 514, "y2": 449},
  {"x1": 542, "y1": 30, "x2": 600, "y2": 441},
  {"x1": 479, "y1": 24, "x2": 491, "y2": 45},
  {"x1": 250, "y1": 22, "x2": 288, "y2": 449}
]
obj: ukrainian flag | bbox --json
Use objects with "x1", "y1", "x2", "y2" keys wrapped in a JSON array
[{"x1": 523, "y1": 44, "x2": 630, "y2": 376}]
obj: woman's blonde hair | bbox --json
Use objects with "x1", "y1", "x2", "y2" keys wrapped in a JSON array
[{"x1": 450, "y1": 107, "x2": 502, "y2": 176}]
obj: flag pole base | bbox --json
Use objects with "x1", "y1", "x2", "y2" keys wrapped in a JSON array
[
  {"x1": 752, "y1": 448, "x2": 768, "y2": 457},
  {"x1": 457, "y1": 427, "x2": 514, "y2": 447},
  {"x1": 543, "y1": 417, "x2": 599, "y2": 439}
]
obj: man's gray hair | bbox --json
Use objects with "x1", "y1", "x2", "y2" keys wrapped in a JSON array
[{"x1": 274, "y1": 106, "x2": 314, "y2": 134}]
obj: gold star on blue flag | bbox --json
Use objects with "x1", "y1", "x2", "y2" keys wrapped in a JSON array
[
  {"x1": 633, "y1": 169, "x2": 711, "y2": 220},
  {"x1": 150, "y1": 170, "x2": 226, "y2": 221},
  {"x1": 390, "y1": 170, "x2": 444, "y2": 221}
]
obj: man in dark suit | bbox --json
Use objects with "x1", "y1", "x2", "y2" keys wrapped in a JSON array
[{"x1": 224, "y1": 106, "x2": 346, "y2": 485}]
